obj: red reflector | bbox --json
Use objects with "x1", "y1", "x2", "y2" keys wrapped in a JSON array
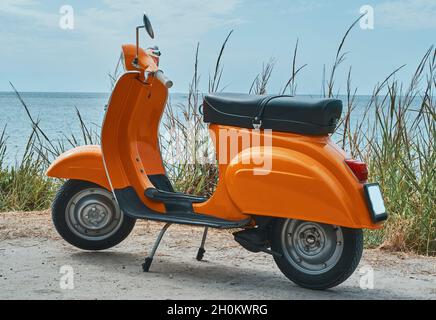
[{"x1": 345, "y1": 159, "x2": 368, "y2": 182}]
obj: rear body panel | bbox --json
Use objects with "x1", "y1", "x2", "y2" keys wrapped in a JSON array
[{"x1": 214, "y1": 127, "x2": 378, "y2": 229}]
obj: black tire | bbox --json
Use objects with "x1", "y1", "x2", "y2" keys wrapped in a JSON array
[
  {"x1": 270, "y1": 218, "x2": 363, "y2": 290},
  {"x1": 52, "y1": 179, "x2": 136, "y2": 251}
]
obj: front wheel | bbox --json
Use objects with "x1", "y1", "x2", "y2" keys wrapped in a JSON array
[
  {"x1": 271, "y1": 219, "x2": 363, "y2": 290},
  {"x1": 52, "y1": 179, "x2": 136, "y2": 250}
]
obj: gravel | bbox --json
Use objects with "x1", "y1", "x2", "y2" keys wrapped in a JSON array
[{"x1": 0, "y1": 211, "x2": 435, "y2": 300}]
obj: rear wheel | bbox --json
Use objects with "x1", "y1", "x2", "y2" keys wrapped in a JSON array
[
  {"x1": 52, "y1": 179, "x2": 136, "y2": 250},
  {"x1": 271, "y1": 219, "x2": 363, "y2": 290}
]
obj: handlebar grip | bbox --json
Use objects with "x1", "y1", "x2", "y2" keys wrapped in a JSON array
[{"x1": 155, "y1": 70, "x2": 173, "y2": 88}]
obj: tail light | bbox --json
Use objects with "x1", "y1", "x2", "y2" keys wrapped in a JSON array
[{"x1": 345, "y1": 159, "x2": 368, "y2": 182}]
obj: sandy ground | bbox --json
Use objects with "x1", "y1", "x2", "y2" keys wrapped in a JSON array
[{"x1": 0, "y1": 210, "x2": 435, "y2": 300}]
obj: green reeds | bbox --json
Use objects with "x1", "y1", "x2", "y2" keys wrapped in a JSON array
[
  {"x1": 1, "y1": 20, "x2": 434, "y2": 255},
  {"x1": 0, "y1": 127, "x2": 56, "y2": 211}
]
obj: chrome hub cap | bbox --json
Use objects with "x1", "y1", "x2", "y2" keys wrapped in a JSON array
[
  {"x1": 281, "y1": 220, "x2": 344, "y2": 275},
  {"x1": 78, "y1": 203, "x2": 110, "y2": 230},
  {"x1": 66, "y1": 188, "x2": 123, "y2": 241}
]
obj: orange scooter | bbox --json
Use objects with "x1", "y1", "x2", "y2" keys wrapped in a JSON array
[{"x1": 47, "y1": 14, "x2": 388, "y2": 290}]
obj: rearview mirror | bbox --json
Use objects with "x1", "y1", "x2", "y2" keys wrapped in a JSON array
[
  {"x1": 143, "y1": 13, "x2": 155, "y2": 39},
  {"x1": 133, "y1": 13, "x2": 155, "y2": 68}
]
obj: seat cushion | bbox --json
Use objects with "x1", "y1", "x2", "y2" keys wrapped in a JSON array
[{"x1": 203, "y1": 93, "x2": 342, "y2": 135}]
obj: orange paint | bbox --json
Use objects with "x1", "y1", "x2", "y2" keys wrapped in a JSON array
[
  {"x1": 122, "y1": 44, "x2": 158, "y2": 74},
  {"x1": 47, "y1": 43, "x2": 383, "y2": 230},
  {"x1": 100, "y1": 70, "x2": 168, "y2": 213},
  {"x1": 46, "y1": 145, "x2": 111, "y2": 190}
]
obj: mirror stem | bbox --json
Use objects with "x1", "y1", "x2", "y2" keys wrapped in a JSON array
[{"x1": 134, "y1": 26, "x2": 144, "y2": 68}]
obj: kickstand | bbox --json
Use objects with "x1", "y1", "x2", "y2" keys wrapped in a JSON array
[
  {"x1": 142, "y1": 223, "x2": 171, "y2": 272},
  {"x1": 196, "y1": 227, "x2": 208, "y2": 261}
]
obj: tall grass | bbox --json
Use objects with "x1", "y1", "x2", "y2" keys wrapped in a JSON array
[
  {"x1": 161, "y1": 43, "x2": 218, "y2": 197},
  {"x1": 357, "y1": 49, "x2": 435, "y2": 254},
  {"x1": 0, "y1": 127, "x2": 56, "y2": 211},
  {"x1": 1, "y1": 19, "x2": 434, "y2": 254}
]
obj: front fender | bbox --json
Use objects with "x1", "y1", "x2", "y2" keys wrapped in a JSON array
[
  {"x1": 46, "y1": 145, "x2": 111, "y2": 190},
  {"x1": 225, "y1": 145, "x2": 378, "y2": 229}
]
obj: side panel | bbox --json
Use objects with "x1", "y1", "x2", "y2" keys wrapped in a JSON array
[
  {"x1": 46, "y1": 145, "x2": 111, "y2": 190},
  {"x1": 203, "y1": 125, "x2": 380, "y2": 229}
]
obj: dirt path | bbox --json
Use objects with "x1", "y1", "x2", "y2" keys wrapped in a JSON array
[{"x1": 0, "y1": 211, "x2": 435, "y2": 300}]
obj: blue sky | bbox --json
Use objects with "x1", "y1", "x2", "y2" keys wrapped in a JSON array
[{"x1": 0, "y1": 0, "x2": 435, "y2": 94}]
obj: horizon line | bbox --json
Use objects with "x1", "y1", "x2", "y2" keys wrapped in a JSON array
[{"x1": 0, "y1": 90, "x2": 382, "y2": 96}]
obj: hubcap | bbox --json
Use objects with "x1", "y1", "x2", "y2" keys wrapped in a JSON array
[
  {"x1": 281, "y1": 220, "x2": 343, "y2": 275},
  {"x1": 66, "y1": 188, "x2": 123, "y2": 241}
]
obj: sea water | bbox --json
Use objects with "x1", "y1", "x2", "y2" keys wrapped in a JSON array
[{"x1": 0, "y1": 91, "x2": 394, "y2": 166}]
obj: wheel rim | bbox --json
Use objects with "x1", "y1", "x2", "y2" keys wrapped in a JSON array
[
  {"x1": 281, "y1": 219, "x2": 344, "y2": 275},
  {"x1": 66, "y1": 188, "x2": 124, "y2": 241}
]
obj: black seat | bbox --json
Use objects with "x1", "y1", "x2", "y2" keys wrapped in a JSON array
[{"x1": 203, "y1": 93, "x2": 342, "y2": 135}]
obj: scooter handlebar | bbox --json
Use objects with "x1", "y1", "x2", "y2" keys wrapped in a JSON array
[{"x1": 155, "y1": 70, "x2": 173, "y2": 89}]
